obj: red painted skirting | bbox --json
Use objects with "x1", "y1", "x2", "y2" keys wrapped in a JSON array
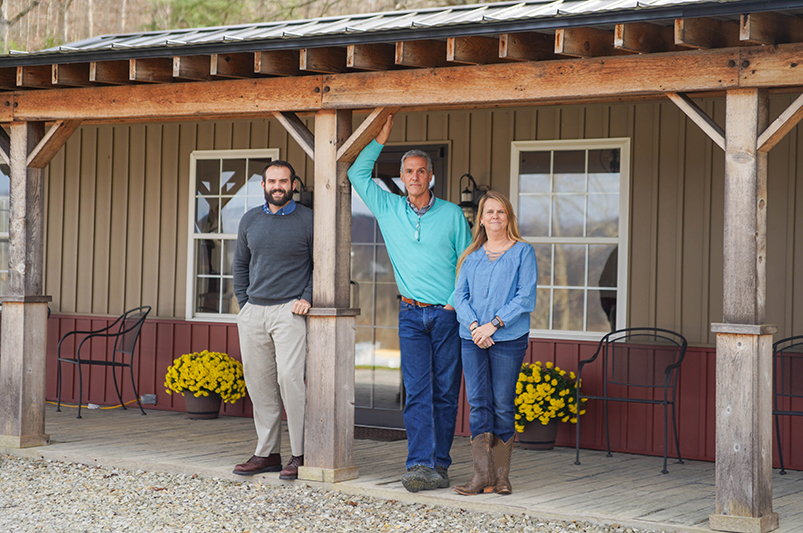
[{"x1": 45, "y1": 315, "x2": 803, "y2": 470}]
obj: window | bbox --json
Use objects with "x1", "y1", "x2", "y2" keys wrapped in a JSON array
[
  {"x1": 511, "y1": 139, "x2": 630, "y2": 339},
  {"x1": 186, "y1": 149, "x2": 279, "y2": 320}
]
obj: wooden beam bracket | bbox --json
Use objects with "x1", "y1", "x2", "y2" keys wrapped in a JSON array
[
  {"x1": 27, "y1": 120, "x2": 83, "y2": 168},
  {"x1": 666, "y1": 92, "x2": 725, "y2": 150},
  {"x1": 337, "y1": 106, "x2": 401, "y2": 164},
  {"x1": 271, "y1": 111, "x2": 315, "y2": 161},
  {"x1": 757, "y1": 92, "x2": 803, "y2": 153}
]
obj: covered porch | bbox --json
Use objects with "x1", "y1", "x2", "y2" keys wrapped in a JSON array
[{"x1": 5, "y1": 403, "x2": 803, "y2": 533}]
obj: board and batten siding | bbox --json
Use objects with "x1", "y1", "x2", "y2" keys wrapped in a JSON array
[{"x1": 43, "y1": 99, "x2": 803, "y2": 345}]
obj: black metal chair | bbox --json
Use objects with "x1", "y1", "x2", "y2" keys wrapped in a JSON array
[
  {"x1": 773, "y1": 335, "x2": 803, "y2": 475},
  {"x1": 57, "y1": 306, "x2": 151, "y2": 419},
  {"x1": 574, "y1": 327, "x2": 688, "y2": 474}
]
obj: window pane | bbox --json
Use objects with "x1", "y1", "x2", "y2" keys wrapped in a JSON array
[
  {"x1": 196, "y1": 239, "x2": 221, "y2": 276},
  {"x1": 0, "y1": 239, "x2": 8, "y2": 296},
  {"x1": 531, "y1": 288, "x2": 550, "y2": 330},
  {"x1": 375, "y1": 245, "x2": 395, "y2": 283},
  {"x1": 196, "y1": 159, "x2": 220, "y2": 196},
  {"x1": 222, "y1": 240, "x2": 236, "y2": 276},
  {"x1": 552, "y1": 289, "x2": 584, "y2": 331},
  {"x1": 553, "y1": 150, "x2": 585, "y2": 194},
  {"x1": 518, "y1": 195, "x2": 549, "y2": 236},
  {"x1": 196, "y1": 277, "x2": 220, "y2": 313},
  {"x1": 352, "y1": 190, "x2": 375, "y2": 243},
  {"x1": 221, "y1": 159, "x2": 246, "y2": 195},
  {"x1": 0, "y1": 164, "x2": 9, "y2": 196},
  {"x1": 519, "y1": 150, "x2": 551, "y2": 193},
  {"x1": 588, "y1": 289, "x2": 616, "y2": 332},
  {"x1": 552, "y1": 195, "x2": 584, "y2": 237},
  {"x1": 195, "y1": 197, "x2": 219, "y2": 234},
  {"x1": 588, "y1": 149, "x2": 620, "y2": 176},
  {"x1": 0, "y1": 195, "x2": 8, "y2": 233},
  {"x1": 375, "y1": 283, "x2": 400, "y2": 328},
  {"x1": 221, "y1": 279, "x2": 239, "y2": 314},
  {"x1": 351, "y1": 245, "x2": 374, "y2": 282},
  {"x1": 587, "y1": 193, "x2": 618, "y2": 237},
  {"x1": 353, "y1": 281, "x2": 374, "y2": 326},
  {"x1": 554, "y1": 244, "x2": 586, "y2": 287},
  {"x1": 589, "y1": 245, "x2": 617, "y2": 289},
  {"x1": 532, "y1": 243, "x2": 552, "y2": 286},
  {"x1": 247, "y1": 159, "x2": 271, "y2": 195},
  {"x1": 355, "y1": 327, "x2": 374, "y2": 408},
  {"x1": 221, "y1": 195, "x2": 246, "y2": 234}
]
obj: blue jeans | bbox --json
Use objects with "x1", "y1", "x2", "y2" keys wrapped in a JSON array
[
  {"x1": 399, "y1": 301, "x2": 462, "y2": 470},
  {"x1": 461, "y1": 334, "x2": 529, "y2": 442}
]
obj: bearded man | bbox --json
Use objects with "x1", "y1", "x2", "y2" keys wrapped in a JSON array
[{"x1": 232, "y1": 160, "x2": 313, "y2": 480}]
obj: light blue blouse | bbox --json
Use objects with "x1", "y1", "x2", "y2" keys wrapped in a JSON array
[{"x1": 454, "y1": 241, "x2": 538, "y2": 342}]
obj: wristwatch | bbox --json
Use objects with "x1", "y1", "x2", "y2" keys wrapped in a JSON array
[{"x1": 491, "y1": 316, "x2": 503, "y2": 328}]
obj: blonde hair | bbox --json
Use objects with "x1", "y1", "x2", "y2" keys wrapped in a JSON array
[{"x1": 456, "y1": 190, "x2": 524, "y2": 275}]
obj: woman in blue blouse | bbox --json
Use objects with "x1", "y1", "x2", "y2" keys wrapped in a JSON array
[{"x1": 453, "y1": 191, "x2": 537, "y2": 496}]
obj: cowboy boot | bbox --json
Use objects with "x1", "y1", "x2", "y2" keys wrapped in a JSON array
[
  {"x1": 492, "y1": 435, "x2": 515, "y2": 494},
  {"x1": 453, "y1": 433, "x2": 495, "y2": 495}
]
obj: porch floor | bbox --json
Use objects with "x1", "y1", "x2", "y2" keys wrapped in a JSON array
[{"x1": 5, "y1": 404, "x2": 803, "y2": 533}]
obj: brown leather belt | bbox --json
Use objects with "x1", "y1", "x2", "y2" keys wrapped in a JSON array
[{"x1": 401, "y1": 296, "x2": 434, "y2": 307}]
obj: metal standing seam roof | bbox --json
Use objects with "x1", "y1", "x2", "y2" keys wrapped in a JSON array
[{"x1": 5, "y1": 0, "x2": 803, "y2": 66}]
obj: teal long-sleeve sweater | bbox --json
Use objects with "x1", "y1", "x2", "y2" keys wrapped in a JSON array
[{"x1": 348, "y1": 140, "x2": 472, "y2": 306}]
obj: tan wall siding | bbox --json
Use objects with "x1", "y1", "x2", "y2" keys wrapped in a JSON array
[{"x1": 44, "y1": 101, "x2": 803, "y2": 345}]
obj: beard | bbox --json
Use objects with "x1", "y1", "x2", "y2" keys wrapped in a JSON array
[{"x1": 265, "y1": 187, "x2": 293, "y2": 207}]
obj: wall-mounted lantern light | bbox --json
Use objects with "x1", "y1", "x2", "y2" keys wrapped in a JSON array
[
  {"x1": 458, "y1": 173, "x2": 482, "y2": 227},
  {"x1": 293, "y1": 176, "x2": 314, "y2": 208}
]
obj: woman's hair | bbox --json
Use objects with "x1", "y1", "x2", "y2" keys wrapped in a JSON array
[{"x1": 456, "y1": 190, "x2": 525, "y2": 276}]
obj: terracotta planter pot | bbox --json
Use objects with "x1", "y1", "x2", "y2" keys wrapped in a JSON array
[
  {"x1": 184, "y1": 392, "x2": 222, "y2": 419},
  {"x1": 517, "y1": 419, "x2": 559, "y2": 450}
]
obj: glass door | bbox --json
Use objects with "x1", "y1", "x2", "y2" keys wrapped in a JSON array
[{"x1": 352, "y1": 144, "x2": 448, "y2": 429}]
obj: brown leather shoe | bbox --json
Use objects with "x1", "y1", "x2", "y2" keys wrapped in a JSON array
[
  {"x1": 279, "y1": 455, "x2": 304, "y2": 480},
  {"x1": 232, "y1": 454, "x2": 282, "y2": 476}
]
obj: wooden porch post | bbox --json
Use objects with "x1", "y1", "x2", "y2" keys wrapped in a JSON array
[
  {"x1": 297, "y1": 109, "x2": 360, "y2": 483},
  {"x1": 0, "y1": 121, "x2": 51, "y2": 448},
  {"x1": 709, "y1": 89, "x2": 778, "y2": 533}
]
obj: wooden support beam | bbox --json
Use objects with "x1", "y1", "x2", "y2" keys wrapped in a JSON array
[
  {"x1": 0, "y1": 127, "x2": 9, "y2": 164},
  {"x1": 447, "y1": 36, "x2": 504, "y2": 64},
  {"x1": 499, "y1": 32, "x2": 555, "y2": 61},
  {"x1": 27, "y1": 119, "x2": 82, "y2": 168},
  {"x1": 12, "y1": 75, "x2": 324, "y2": 122},
  {"x1": 757, "y1": 92, "x2": 803, "y2": 153},
  {"x1": 740, "y1": 12, "x2": 803, "y2": 45},
  {"x1": 0, "y1": 121, "x2": 50, "y2": 449},
  {"x1": 337, "y1": 106, "x2": 402, "y2": 163},
  {"x1": 254, "y1": 50, "x2": 301, "y2": 77},
  {"x1": 615, "y1": 22, "x2": 677, "y2": 53},
  {"x1": 666, "y1": 92, "x2": 725, "y2": 150},
  {"x1": 395, "y1": 40, "x2": 449, "y2": 68},
  {"x1": 555, "y1": 27, "x2": 622, "y2": 58},
  {"x1": 298, "y1": 108, "x2": 359, "y2": 483},
  {"x1": 129, "y1": 58, "x2": 173, "y2": 83},
  {"x1": 300, "y1": 47, "x2": 347, "y2": 74},
  {"x1": 210, "y1": 52, "x2": 254, "y2": 78},
  {"x1": 271, "y1": 111, "x2": 315, "y2": 161},
  {"x1": 173, "y1": 55, "x2": 211, "y2": 81},
  {"x1": 347, "y1": 43, "x2": 396, "y2": 71},
  {"x1": 675, "y1": 17, "x2": 741, "y2": 49},
  {"x1": 52, "y1": 63, "x2": 92, "y2": 87},
  {"x1": 90, "y1": 60, "x2": 130, "y2": 85},
  {"x1": 0, "y1": 67, "x2": 16, "y2": 90},
  {"x1": 17, "y1": 66, "x2": 51, "y2": 88}
]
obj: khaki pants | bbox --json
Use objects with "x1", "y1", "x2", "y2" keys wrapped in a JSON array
[{"x1": 236, "y1": 301, "x2": 307, "y2": 457}]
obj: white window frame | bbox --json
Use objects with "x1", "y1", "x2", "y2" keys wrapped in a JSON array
[
  {"x1": 510, "y1": 138, "x2": 631, "y2": 341},
  {"x1": 185, "y1": 148, "x2": 280, "y2": 322}
]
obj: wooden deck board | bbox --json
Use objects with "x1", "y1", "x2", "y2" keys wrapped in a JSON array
[{"x1": 3, "y1": 404, "x2": 803, "y2": 533}]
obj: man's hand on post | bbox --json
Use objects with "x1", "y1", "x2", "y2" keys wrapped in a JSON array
[
  {"x1": 292, "y1": 299, "x2": 311, "y2": 315},
  {"x1": 376, "y1": 114, "x2": 394, "y2": 145}
]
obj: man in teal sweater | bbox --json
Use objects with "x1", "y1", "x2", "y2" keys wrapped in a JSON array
[{"x1": 348, "y1": 115, "x2": 472, "y2": 492}]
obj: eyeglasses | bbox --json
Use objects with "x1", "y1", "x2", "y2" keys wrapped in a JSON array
[{"x1": 414, "y1": 218, "x2": 420, "y2": 241}]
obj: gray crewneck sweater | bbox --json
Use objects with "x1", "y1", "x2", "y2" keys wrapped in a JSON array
[{"x1": 232, "y1": 204, "x2": 314, "y2": 307}]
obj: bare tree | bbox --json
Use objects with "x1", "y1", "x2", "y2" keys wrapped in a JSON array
[{"x1": 0, "y1": 0, "x2": 40, "y2": 52}]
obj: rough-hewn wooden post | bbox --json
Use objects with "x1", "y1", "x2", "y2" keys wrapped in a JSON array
[
  {"x1": 709, "y1": 89, "x2": 778, "y2": 533},
  {"x1": 297, "y1": 109, "x2": 360, "y2": 483},
  {"x1": 0, "y1": 121, "x2": 52, "y2": 448}
]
